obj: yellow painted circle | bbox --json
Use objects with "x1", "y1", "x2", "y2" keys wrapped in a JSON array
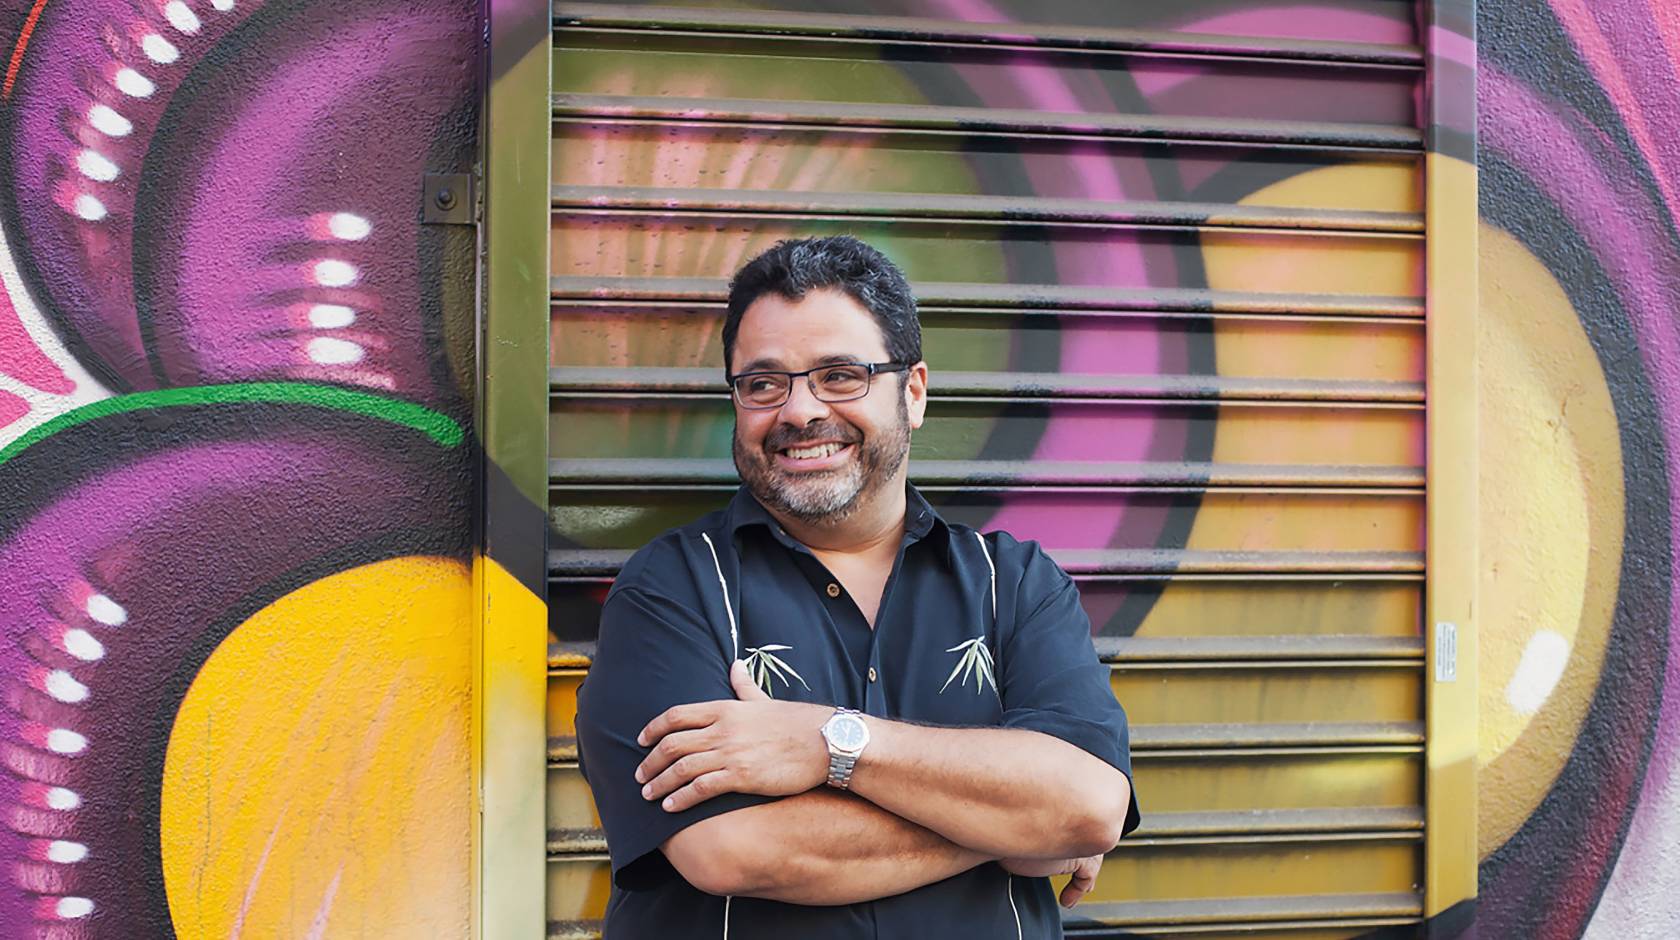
[
  {"x1": 161, "y1": 556, "x2": 473, "y2": 938},
  {"x1": 1200, "y1": 161, "x2": 1424, "y2": 300},
  {"x1": 1476, "y1": 223, "x2": 1624, "y2": 857}
]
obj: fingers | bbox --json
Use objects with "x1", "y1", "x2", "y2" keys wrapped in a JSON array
[
  {"x1": 635, "y1": 728, "x2": 714, "y2": 785},
  {"x1": 1057, "y1": 880, "x2": 1086, "y2": 909},
  {"x1": 1058, "y1": 855, "x2": 1103, "y2": 909},
  {"x1": 637, "y1": 702, "x2": 721, "y2": 748},
  {"x1": 642, "y1": 749, "x2": 728, "y2": 807},
  {"x1": 660, "y1": 769, "x2": 734, "y2": 813},
  {"x1": 731, "y1": 659, "x2": 769, "y2": 702}
]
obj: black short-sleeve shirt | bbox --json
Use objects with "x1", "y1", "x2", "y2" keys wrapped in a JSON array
[{"x1": 576, "y1": 486, "x2": 1140, "y2": 939}]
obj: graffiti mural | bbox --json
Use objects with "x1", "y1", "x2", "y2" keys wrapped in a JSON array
[
  {"x1": 0, "y1": 0, "x2": 483, "y2": 936},
  {"x1": 546, "y1": 1, "x2": 1680, "y2": 936},
  {"x1": 1478, "y1": 0, "x2": 1680, "y2": 936}
]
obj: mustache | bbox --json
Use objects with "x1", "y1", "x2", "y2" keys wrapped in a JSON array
[{"x1": 763, "y1": 422, "x2": 862, "y2": 452}]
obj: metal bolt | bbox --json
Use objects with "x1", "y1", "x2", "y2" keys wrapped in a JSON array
[{"x1": 435, "y1": 186, "x2": 456, "y2": 211}]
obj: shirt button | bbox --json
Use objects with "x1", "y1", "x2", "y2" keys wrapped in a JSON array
[
  {"x1": 826, "y1": 583, "x2": 841, "y2": 598},
  {"x1": 867, "y1": 667, "x2": 878, "y2": 683}
]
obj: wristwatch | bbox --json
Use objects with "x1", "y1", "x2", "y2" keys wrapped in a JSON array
[{"x1": 820, "y1": 708, "x2": 870, "y2": 790}]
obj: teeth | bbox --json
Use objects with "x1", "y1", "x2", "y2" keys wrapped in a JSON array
[{"x1": 786, "y1": 443, "x2": 842, "y2": 460}]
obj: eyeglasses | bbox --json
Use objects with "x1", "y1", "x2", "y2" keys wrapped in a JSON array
[{"x1": 727, "y1": 361, "x2": 909, "y2": 410}]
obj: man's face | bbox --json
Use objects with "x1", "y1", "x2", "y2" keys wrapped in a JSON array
[{"x1": 729, "y1": 288, "x2": 928, "y2": 525}]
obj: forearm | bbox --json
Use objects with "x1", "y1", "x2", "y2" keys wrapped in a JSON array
[
  {"x1": 848, "y1": 721, "x2": 1130, "y2": 859},
  {"x1": 664, "y1": 788, "x2": 990, "y2": 904}
]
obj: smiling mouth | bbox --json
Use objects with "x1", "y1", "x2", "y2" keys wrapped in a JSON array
[
  {"x1": 782, "y1": 442, "x2": 847, "y2": 460},
  {"x1": 769, "y1": 439, "x2": 860, "y2": 470}
]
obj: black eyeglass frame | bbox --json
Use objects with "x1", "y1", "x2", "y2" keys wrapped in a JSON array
[{"x1": 726, "y1": 361, "x2": 911, "y2": 410}]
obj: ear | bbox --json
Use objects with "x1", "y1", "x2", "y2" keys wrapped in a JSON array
[{"x1": 904, "y1": 361, "x2": 929, "y2": 429}]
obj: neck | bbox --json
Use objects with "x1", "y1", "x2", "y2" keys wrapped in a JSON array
[{"x1": 768, "y1": 468, "x2": 909, "y2": 555}]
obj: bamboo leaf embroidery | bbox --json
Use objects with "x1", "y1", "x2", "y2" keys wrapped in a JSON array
[
  {"x1": 744, "y1": 644, "x2": 810, "y2": 697},
  {"x1": 940, "y1": 636, "x2": 996, "y2": 695}
]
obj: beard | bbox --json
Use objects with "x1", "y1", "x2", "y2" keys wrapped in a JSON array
[{"x1": 733, "y1": 396, "x2": 912, "y2": 526}]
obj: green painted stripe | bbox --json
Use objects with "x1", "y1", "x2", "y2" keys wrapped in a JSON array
[{"x1": 0, "y1": 382, "x2": 464, "y2": 468}]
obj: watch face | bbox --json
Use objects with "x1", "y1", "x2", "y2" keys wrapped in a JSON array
[{"x1": 828, "y1": 714, "x2": 867, "y2": 751}]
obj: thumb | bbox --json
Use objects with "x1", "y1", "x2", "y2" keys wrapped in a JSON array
[{"x1": 731, "y1": 659, "x2": 769, "y2": 701}]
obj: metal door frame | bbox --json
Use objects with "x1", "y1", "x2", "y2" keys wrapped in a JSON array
[
  {"x1": 478, "y1": 0, "x2": 552, "y2": 937},
  {"x1": 1423, "y1": 0, "x2": 1479, "y2": 933}
]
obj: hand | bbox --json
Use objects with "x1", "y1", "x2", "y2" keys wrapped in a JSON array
[
  {"x1": 635, "y1": 660, "x2": 833, "y2": 812},
  {"x1": 998, "y1": 853, "x2": 1104, "y2": 908}
]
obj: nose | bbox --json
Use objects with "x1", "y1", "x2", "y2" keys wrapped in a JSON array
[{"x1": 777, "y1": 375, "x2": 833, "y2": 426}]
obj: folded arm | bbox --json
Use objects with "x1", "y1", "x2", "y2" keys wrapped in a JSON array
[
  {"x1": 661, "y1": 787, "x2": 988, "y2": 904},
  {"x1": 639, "y1": 661, "x2": 1131, "y2": 862},
  {"x1": 654, "y1": 680, "x2": 1107, "y2": 907},
  {"x1": 847, "y1": 719, "x2": 1131, "y2": 859}
]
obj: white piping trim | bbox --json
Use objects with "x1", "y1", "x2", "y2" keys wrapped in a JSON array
[
  {"x1": 1006, "y1": 875, "x2": 1022, "y2": 940},
  {"x1": 973, "y1": 530, "x2": 1003, "y2": 706},
  {"x1": 723, "y1": 894, "x2": 733, "y2": 939},
  {"x1": 974, "y1": 530, "x2": 996, "y2": 622},
  {"x1": 700, "y1": 532, "x2": 739, "y2": 659},
  {"x1": 980, "y1": 532, "x2": 1019, "y2": 938}
]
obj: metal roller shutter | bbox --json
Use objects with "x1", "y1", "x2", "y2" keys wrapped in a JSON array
[{"x1": 545, "y1": 2, "x2": 1433, "y2": 935}]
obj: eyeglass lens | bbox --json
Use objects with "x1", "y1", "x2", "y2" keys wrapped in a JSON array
[{"x1": 734, "y1": 365, "x2": 872, "y2": 407}]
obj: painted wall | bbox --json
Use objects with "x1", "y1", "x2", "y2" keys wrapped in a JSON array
[
  {"x1": 0, "y1": 1, "x2": 483, "y2": 937},
  {"x1": 0, "y1": 0, "x2": 1671, "y2": 936},
  {"x1": 1477, "y1": 0, "x2": 1680, "y2": 937},
  {"x1": 547, "y1": 1, "x2": 1680, "y2": 936}
]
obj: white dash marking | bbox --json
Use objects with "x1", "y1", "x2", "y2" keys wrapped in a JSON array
[
  {"x1": 142, "y1": 33, "x2": 181, "y2": 64},
  {"x1": 45, "y1": 670, "x2": 89, "y2": 704},
  {"x1": 306, "y1": 337, "x2": 365, "y2": 366},
  {"x1": 164, "y1": 1, "x2": 202, "y2": 34},
  {"x1": 72, "y1": 195, "x2": 107, "y2": 221},
  {"x1": 56, "y1": 897, "x2": 95, "y2": 919},
  {"x1": 76, "y1": 150, "x2": 120, "y2": 182},
  {"x1": 46, "y1": 729, "x2": 87, "y2": 755},
  {"x1": 114, "y1": 68, "x2": 155, "y2": 98},
  {"x1": 1506, "y1": 629, "x2": 1571, "y2": 715},
  {"x1": 326, "y1": 212, "x2": 371, "y2": 241},
  {"x1": 46, "y1": 788, "x2": 82, "y2": 811},
  {"x1": 307, "y1": 304, "x2": 356, "y2": 329},
  {"x1": 62, "y1": 629, "x2": 105, "y2": 662},
  {"x1": 311, "y1": 259, "x2": 358, "y2": 287},
  {"x1": 88, "y1": 105, "x2": 133, "y2": 137},
  {"x1": 86, "y1": 593, "x2": 127, "y2": 626},
  {"x1": 47, "y1": 841, "x2": 88, "y2": 864}
]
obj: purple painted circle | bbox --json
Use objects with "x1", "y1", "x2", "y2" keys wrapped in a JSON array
[{"x1": 0, "y1": 401, "x2": 469, "y2": 937}]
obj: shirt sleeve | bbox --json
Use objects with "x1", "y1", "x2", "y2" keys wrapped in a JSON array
[
  {"x1": 996, "y1": 540, "x2": 1141, "y2": 837},
  {"x1": 576, "y1": 584, "x2": 777, "y2": 889}
]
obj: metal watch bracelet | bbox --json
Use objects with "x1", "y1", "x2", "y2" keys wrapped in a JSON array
[{"x1": 823, "y1": 708, "x2": 867, "y2": 790}]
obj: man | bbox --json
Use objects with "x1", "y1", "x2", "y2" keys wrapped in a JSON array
[{"x1": 576, "y1": 236, "x2": 1139, "y2": 938}]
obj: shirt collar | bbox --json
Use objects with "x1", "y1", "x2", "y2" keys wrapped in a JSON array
[
  {"x1": 903, "y1": 483, "x2": 944, "y2": 541},
  {"x1": 724, "y1": 482, "x2": 949, "y2": 547}
]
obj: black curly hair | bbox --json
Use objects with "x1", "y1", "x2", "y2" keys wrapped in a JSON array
[{"x1": 722, "y1": 236, "x2": 921, "y2": 376}]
